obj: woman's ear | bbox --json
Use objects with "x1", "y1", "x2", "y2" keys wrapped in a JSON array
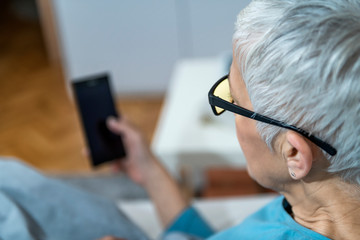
[{"x1": 282, "y1": 131, "x2": 314, "y2": 180}]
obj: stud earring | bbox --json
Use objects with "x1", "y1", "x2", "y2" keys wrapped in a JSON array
[{"x1": 290, "y1": 171, "x2": 296, "y2": 178}]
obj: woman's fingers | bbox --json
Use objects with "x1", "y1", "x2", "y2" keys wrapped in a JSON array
[
  {"x1": 106, "y1": 116, "x2": 124, "y2": 134},
  {"x1": 106, "y1": 116, "x2": 133, "y2": 134}
]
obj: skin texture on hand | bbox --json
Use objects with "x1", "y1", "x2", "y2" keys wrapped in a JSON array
[{"x1": 106, "y1": 117, "x2": 188, "y2": 227}]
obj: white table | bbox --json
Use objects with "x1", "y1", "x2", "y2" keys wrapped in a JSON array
[{"x1": 152, "y1": 57, "x2": 247, "y2": 187}]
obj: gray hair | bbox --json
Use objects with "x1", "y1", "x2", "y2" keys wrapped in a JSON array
[{"x1": 233, "y1": 0, "x2": 360, "y2": 184}]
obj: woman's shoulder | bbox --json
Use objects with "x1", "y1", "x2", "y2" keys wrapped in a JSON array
[{"x1": 208, "y1": 196, "x2": 330, "y2": 240}]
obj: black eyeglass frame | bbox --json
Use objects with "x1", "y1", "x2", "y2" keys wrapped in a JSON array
[{"x1": 208, "y1": 74, "x2": 337, "y2": 156}]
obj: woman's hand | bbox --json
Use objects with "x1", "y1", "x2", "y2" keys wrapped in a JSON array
[
  {"x1": 106, "y1": 116, "x2": 156, "y2": 186},
  {"x1": 107, "y1": 116, "x2": 187, "y2": 226}
]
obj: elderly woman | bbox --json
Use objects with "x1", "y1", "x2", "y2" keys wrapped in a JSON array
[
  {"x1": 0, "y1": 0, "x2": 358, "y2": 239},
  {"x1": 105, "y1": 0, "x2": 360, "y2": 239}
]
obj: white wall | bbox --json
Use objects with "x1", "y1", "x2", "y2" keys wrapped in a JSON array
[
  {"x1": 178, "y1": 0, "x2": 250, "y2": 58},
  {"x1": 53, "y1": 0, "x2": 251, "y2": 95}
]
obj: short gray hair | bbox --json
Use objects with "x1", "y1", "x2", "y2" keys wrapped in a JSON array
[{"x1": 233, "y1": 0, "x2": 360, "y2": 184}]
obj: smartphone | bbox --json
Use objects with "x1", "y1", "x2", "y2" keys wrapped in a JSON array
[{"x1": 72, "y1": 73, "x2": 126, "y2": 166}]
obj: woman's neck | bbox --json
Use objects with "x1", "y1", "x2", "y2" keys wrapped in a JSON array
[{"x1": 282, "y1": 177, "x2": 360, "y2": 239}]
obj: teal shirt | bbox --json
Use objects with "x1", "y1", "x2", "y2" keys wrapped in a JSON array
[{"x1": 165, "y1": 196, "x2": 330, "y2": 240}]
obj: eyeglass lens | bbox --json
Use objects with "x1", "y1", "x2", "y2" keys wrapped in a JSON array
[{"x1": 213, "y1": 78, "x2": 233, "y2": 114}]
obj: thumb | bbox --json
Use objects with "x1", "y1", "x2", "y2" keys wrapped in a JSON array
[{"x1": 106, "y1": 116, "x2": 123, "y2": 134}]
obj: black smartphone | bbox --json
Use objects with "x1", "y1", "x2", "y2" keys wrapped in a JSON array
[{"x1": 72, "y1": 73, "x2": 126, "y2": 166}]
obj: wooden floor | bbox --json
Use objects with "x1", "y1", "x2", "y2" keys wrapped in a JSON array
[{"x1": 0, "y1": 14, "x2": 163, "y2": 173}]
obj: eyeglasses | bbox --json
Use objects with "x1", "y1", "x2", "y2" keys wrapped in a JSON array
[{"x1": 208, "y1": 74, "x2": 337, "y2": 156}]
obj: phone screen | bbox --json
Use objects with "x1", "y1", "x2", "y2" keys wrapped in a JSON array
[{"x1": 72, "y1": 74, "x2": 126, "y2": 166}]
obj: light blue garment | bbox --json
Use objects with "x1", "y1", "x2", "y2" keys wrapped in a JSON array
[
  {"x1": 165, "y1": 207, "x2": 214, "y2": 239},
  {"x1": 0, "y1": 158, "x2": 149, "y2": 240},
  {"x1": 165, "y1": 197, "x2": 331, "y2": 240}
]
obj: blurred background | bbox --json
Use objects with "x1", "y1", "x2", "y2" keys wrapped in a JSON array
[{"x1": 0, "y1": 0, "x2": 273, "y2": 198}]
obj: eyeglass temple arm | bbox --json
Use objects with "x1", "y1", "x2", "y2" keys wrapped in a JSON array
[{"x1": 209, "y1": 95, "x2": 337, "y2": 156}]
